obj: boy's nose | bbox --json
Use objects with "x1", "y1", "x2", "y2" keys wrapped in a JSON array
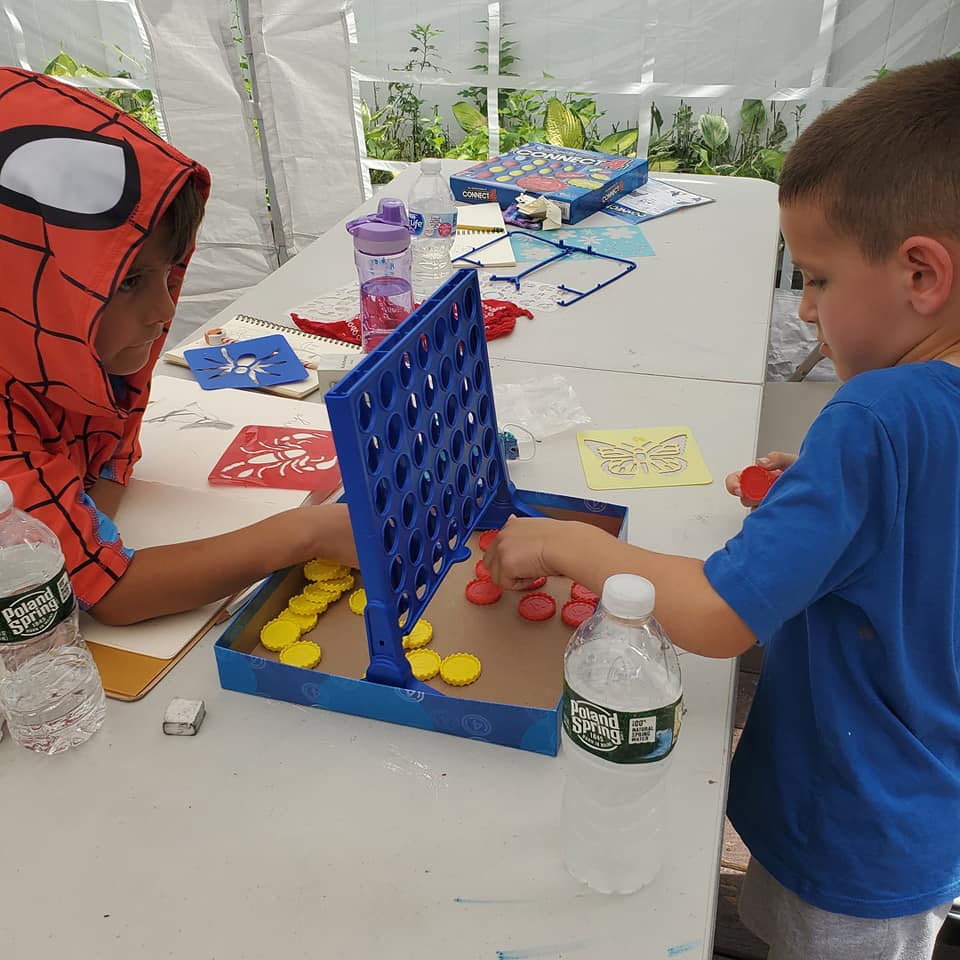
[{"x1": 798, "y1": 294, "x2": 817, "y2": 326}]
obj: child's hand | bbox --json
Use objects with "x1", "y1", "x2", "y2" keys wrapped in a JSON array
[
  {"x1": 483, "y1": 515, "x2": 570, "y2": 590},
  {"x1": 725, "y1": 452, "x2": 797, "y2": 508},
  {"x1": 281, "y1": 502, "x2": 358, "y2": 569}
]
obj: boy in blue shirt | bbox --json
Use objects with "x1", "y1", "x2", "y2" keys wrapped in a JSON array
[{"x1": 482, "y1": 57, "x2": 960, "y2": 958}]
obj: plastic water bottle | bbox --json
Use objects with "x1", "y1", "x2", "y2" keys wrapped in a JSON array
[
  {"x1": 0, "y1": 481, "x2": 106, "y2": 754},
  {"x1": 408, "y1": 157, "x2": 458, "y2": 299},
  {"x1": 561, "y1": 574, "x2": 683, "y2": 894},
  {"x1": 346, "y1": 197, "x2": 414, "y2": 353}
]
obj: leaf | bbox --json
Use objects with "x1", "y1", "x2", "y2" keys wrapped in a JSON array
[
  {"x1": 698, "y1": 113, "x2": 730, "y2": 152},
  {"x1": 452, "y1": 101, "x2": 486, "y2": 133},
  {"x1": 598, "y1": 128, "x2": 639, "y2": 156},
  {"x1": 545, "y1": 97, "x2": 584, "y2": 148},
  {"x1": 767, "y1": 116, "x2": 788, "y2": 149},
  {"x1": 760, "y1": 149, "x2": 786, "y2": 175},
  {"x1": 740, "y1": 98, "x2": 766, "y2": 133},
  {"x1": 43, "y1": 52, "x2": 79, "y2": 76},
  {"x1": 649, "y1": 159, "x2": 679, "y2": 173}
]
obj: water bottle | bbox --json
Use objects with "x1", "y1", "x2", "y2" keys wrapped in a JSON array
[
  {"x1": 561, "y1": 574, "x2": 683, "y2": 894},
  {"x1": 407, "y1": 157, "x2": 458, "y2": 299},
  {"x1": 0, "y1": 481, "x2": 106, "y2": 754},
  {"x1": 346, "y1": 197, "x2": 414, "y2": 353}
]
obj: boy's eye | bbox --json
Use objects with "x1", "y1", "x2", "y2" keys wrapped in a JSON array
[
  {"x1": 804, "y1": 276, "x2": 826, "y2": 289},
  {"x1": 118, "y1": 274, "x2": 141, "y2": 293}
]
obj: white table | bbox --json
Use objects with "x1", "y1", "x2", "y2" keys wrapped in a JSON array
[
  {"x1": 1, "y1": 362, "x2": 764, "y2": 960},
  {"x1": 194, "y1": 163, "x2": 780, "y2": 385}
]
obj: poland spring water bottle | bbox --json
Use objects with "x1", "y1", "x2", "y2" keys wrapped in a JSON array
[
  {"x1": 407, "y1": 157, "x2": 458, "y2": 299},
  {"x1": 0, "y1": 481, "x2": 106, "y2": 754},
  {"x1": 561, "y1": 574, "x2": 683, "y2": 894}
]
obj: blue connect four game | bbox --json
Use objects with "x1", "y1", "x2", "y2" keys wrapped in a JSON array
[{"x1": 325, "y1": 269, "x2": 541, "y2": 691}]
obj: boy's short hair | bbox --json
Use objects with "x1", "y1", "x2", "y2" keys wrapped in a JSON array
[
  {"x1": 779, "y1": 56, "x2": 960, "y2": 260},
  {"x1": 161, "y1": 175, "x2": 205, "y2": 263}
]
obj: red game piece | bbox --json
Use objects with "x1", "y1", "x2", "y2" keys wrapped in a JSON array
[
  {"x1": 521, "y1": 576, "x2": 547, "y2": 591},
  {"x1": 518, "y1": 593, "x2": 556, "y2": 622},
  {"x1": 475, "y1": 559, "x2": 492, "y2": 581},
  {"x1": 562, "y1": 599, "x2": 597, "y2": 628},
  {"x1": 739, "y1": 464, "x2": 777, "y2": 502},
  {"x1": 465, "y1": 578, "x2": 502, "y2": 605},
  {"x1": 477, "y1": 529, "x2": 499, "y2": 551},
  {"x1": 570, "y1": 583, "x2": 599, "y2": 605}
]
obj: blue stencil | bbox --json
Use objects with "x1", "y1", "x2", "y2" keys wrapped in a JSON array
[
  {"x1": 184, "y1": 335, "x2": 308, "y2": 391},
  {"x1": 325, "y1": 269, "x2": 541, "y2": 690},
  {"x1": 512, "y1": 224, "x2": 654, "y2": 262}
]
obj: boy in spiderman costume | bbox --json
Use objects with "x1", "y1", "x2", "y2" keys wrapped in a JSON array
[{"x1": 0, "y1": 68, "x2": 356, "y2": 625}]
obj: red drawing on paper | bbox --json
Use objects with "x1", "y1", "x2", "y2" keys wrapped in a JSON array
[{"x1": 208, "y1": 425, "x2": 341, "y2": 495}]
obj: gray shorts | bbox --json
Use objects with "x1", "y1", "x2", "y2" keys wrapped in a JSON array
[{"x1": 739, "y1": 859, "x2": 952, "y2": 960}]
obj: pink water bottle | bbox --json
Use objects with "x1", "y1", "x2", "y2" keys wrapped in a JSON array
[{"x1": 346, "y1": 198, "x2": 414, "y2": 353}]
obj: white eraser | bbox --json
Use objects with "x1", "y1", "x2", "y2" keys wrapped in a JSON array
[{"x1": 163, "y1": 698, "x2": 205, "y2": 736}]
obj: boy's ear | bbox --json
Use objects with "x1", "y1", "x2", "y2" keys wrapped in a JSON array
[{"x1": 898, "y1": 235, "x2": 954, "y2": 316}]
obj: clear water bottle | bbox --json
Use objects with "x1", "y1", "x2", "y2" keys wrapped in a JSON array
[
  {"x1": 0, "y1": 481, "x2": 106, "y2": 754},
  {"x1": 561, "y1": 574, "x2": 683, "y2": 894},
  {"x1": 407, "y1": 157, "x2": 458, "y2": 299}
]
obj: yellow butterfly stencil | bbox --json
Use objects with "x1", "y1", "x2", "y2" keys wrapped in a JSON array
[{"x1": 576, "y1": 427, "x2": 712, "y2": 490}]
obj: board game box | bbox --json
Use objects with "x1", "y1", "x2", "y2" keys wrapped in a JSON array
[{"x1": 450, "y1": 143, "x2": 649, "y2": 224}]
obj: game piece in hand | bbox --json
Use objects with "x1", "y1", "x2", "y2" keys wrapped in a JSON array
[
  {"x1": 260, "y1": 619, "x2": 301, "y2": 651},
  {"x1": 518, "y1": 593, "x2": 556, "y2": 622},
  {"x1": 465, "y1": 578, "x2": 503, "y2": 605},
  {"x1": 406, "y1": 648, "x2": 441, "y2": 681},
  {"x1": 280, "y1": 640, "x2": 322, "y2": 668},
  {"x1": 478, "y1": 529, "x2": 499, "y2": 552},
  {"x1": 521, "y1": 576, "x2": 547, "y2": 591},
  {"x1": 402, "y1": 619, "x2": 433, "y2": 650},
  {"x1": 739, "y1": 464, "x2": 777, "y2": 501},
  {"x1": 562, "y1": 599, "x2": 597, "y2": 628},
  {"x1": 475, "y1": 558, "x2": 492, "y2": 581},
  {"x1": 440, "y1": 652, "x2": 482, "y2": 687},
  {"x1": 570, "y1": 582, "x2": 599, "y2": 605}
]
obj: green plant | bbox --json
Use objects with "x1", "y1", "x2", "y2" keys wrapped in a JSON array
[
  {"x1": 43, "y1": 49, "x2": 160, "y2": 135},
  {"x1": 647, "y1": 98, "x2": 803, "y2": 182}
]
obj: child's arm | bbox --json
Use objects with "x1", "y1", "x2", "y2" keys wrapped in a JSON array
[
  {"x1": 89, "y1": 503, "x2": 356, "y2": 626},
  {"x1": 726, "y1": 451, "x2": 797, "y2": 508},
  {"x1": 483, "y1": 516, "x2": 756, "y2": 659}
]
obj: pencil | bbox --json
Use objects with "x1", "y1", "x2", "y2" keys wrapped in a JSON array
[{"x1": 458, "y1": 226, "x2": 506, "y2": 234}]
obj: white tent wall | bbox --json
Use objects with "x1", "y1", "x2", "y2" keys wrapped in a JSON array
[{"x1": 241, "y1": 0, "x2": 364, "y2": 259}]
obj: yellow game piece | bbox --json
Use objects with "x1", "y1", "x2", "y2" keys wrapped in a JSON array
[
  {"x1": 279, "y1": 640, "x2": 322, "y2": 669},
  {"x1": 402, "y1": 619, "x2": 433, "y2": 650},
  {"x1": 348, "y1": 588, "x2": 367, "y2": 615},
  {"x1": 406, "y1": 648, "x2": 441, "y2": 681},
  {"x1": 440, "y1": 652, "x2": 482, "y2": 687},
  {"x1": 323, "y1": 574, "x2": 355, "y2": 593},
  {"x1": 278, "y1": 608, "x2": 318, "y2": 632},
  {"x1": 288, "y1": 594, "x2": 326, "y2": 616},
  {"x1": 303, "y1": 559, "x2": 350, "y2": 582},
  {"x1": 303, "y1": 583, "x2": 339, "y2": 604},
  {"x1": 260, "y1": 618, "x2": 301, "y2": 652}
]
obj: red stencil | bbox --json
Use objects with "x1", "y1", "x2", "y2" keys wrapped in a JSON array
[{"x1": 208, "y1": 425, "x2": 341, "y2": 495}]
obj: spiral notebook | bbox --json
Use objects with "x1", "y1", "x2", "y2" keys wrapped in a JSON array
[
  {"x1": 451, "y1": 202, "x2": 516, "y2": 267},
  {"x1": 164, "y1": 314, "x2": 362, "y2": 399}
]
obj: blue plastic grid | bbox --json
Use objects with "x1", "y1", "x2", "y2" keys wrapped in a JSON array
[{"x1": 325, "y1": 269, "x2": 540, "y2": 689}]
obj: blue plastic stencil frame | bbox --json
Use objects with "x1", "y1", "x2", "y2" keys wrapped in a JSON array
[{"x1": 325, "y1": 269, "x2": 540, "y2": 689}]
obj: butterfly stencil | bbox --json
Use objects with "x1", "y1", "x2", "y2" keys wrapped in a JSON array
[{"x1": 581, "y1": 433, "x2": 689, "y2": 477}]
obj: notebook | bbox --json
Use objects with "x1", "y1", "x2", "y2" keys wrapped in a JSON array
[
  {"x1": 163, "y1": 313, "x2": 362, "y2": 399},
  {"x1": 451, "y1": 202, "x2": 516, "y2": 267}
]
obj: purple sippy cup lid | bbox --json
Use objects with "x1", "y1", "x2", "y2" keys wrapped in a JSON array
[{"x1": 346, "y1": 198, "x2": 411, "y2": 255}]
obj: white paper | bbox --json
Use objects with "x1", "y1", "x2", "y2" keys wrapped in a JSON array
[{"x1": 603, "y1": 178, "x2": 715, "y2": 224}]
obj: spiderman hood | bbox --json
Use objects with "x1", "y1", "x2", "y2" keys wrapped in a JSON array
[{"x1": 0, "y1": 67, "x2": 209, "y2": 446}]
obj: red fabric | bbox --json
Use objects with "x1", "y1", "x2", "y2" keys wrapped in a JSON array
[
  {"x1": 0, "y1": 68, "x2": 210, "y2": 607},
  {"x1": 291, "y1": 298, "x2": 534, "y2": 346}
]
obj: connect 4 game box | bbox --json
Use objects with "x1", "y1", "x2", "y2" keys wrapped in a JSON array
[{"x1": 450, "y1": 142, "x2": 648, "y2": 224}]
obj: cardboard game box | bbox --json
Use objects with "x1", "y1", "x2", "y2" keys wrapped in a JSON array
[
  {"x1": 450, "y1": 143, "x2": 649, "y2": 224},
  {"x1": 214, "y1": 270, "x2": 628, "y2": 755}
]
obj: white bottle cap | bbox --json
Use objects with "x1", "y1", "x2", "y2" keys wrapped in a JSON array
[
  {"x1": 421, "y1": 157, "x2": 442, "y2": 174},
  {"x1": 0, "y1": 481, "x2": 12, "y2": 513},
  {"x1": 600, "y1": 574, "x2": 655, "y2": 619}
]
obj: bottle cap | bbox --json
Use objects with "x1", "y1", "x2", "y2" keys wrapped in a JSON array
[
  {"x1": 0, "y1": 481, "x2": 11, "y2": 513},
  {"x1": 406, "y1": 648, "x2": 441, "y2": 681},
  {"x1": 402, "y1": 618, "x2": 433, "y2": 650},
  {"x1": 303, "y1": 559, "x2": 349, "y2": 582},
  {"x1": 346, "y1": 197, "x2": 411, "y2": 256},
  {"x1": 279, "y1": 640, "x2": 322, "y2": 669},
  {"x1": 600, "y1": 574, "x2": 655, "y2": 619},
  {"x1": 465, "y1": 578, "x2": 502, "y2": 605},
  {"x1": 518, "y1": 592, "x2": 556, "y2": 622},
  {"x1": 561, "y1": 599, "x2": 596, "y2": 628},
  {"x1": 260, "y1": 618, "x2": 301, "y2": 652},
  {"x1": 348, "y1": 588, "x2": 367, "y2": 615},
  {"x1": 421, "y1": 157, "x2": 442, "y2": 174},
  {"x1": 739, "y1": 464, "x2": 776, "y2": 501},
  {"x1": 440, "y1": 652, "x2": 482, "y2": 686}
]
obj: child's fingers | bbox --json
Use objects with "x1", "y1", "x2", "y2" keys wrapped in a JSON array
[
  {"x1": 725, "y1": 470, "x2": 743, "y2": 498},
  {"x1": 757, "y1": 451, "x2": 797, "y2": 471}
]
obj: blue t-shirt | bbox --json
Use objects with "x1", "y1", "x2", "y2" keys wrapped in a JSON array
[{"x1": 705, "y1": 361, "x2": 960, "y2": 919}]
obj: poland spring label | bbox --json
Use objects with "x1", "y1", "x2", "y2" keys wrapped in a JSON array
[
  {"x1": 562, "y1": 683, "x2": 683, "y2": 764},
  {"x1": 0, "y1": 567, "x2": 74, "y2": 644}
]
